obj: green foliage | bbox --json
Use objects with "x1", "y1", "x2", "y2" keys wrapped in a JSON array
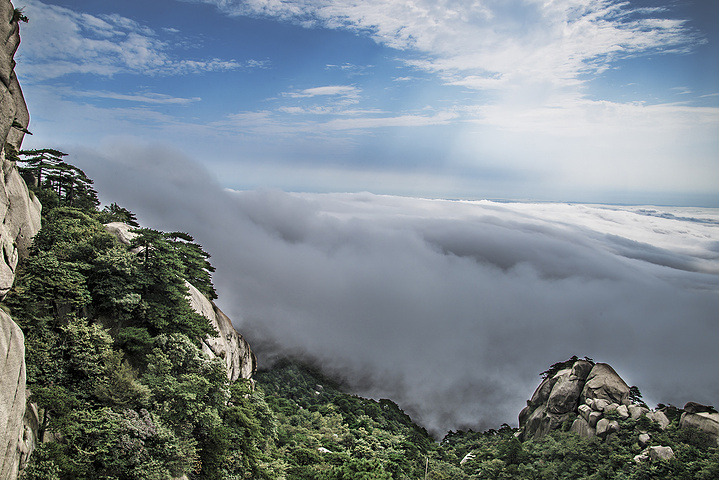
[
  {"x1": 18, "y1": 149, "x2": 99, "y2": 209},
  {"x1": 95, "y1": 202, "x2": 140, "y2": 227}
]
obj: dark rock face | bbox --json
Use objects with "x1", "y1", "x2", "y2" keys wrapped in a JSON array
[{"x1": 683, "y1": 401, "x2": 716, "y2": 415}]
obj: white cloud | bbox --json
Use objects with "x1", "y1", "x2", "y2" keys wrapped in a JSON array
[
  {"x1": 285, "y1": 85, "x2": 360, "y2": 98},
  {"x1": 17, "y1": 0, "x2": 248, "y2": 80},
  {"x1": 323, "y1": 111, "x2": 458, "y2": 130},
  {"x1": 193, "y1": 0, "x2": 702, "y2": 89},
  {"x1": 70, "y1": 90, "x2": 201, "y2": 105}
]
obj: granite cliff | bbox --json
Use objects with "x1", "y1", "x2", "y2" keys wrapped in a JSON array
[{"x1": 0, "y1": 1, "x2": 42, "y2": 478}]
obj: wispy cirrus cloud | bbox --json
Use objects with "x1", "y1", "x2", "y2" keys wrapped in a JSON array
[
  {"x1": 284, "y1": 85, "x2": 360, "y2": 99},
  {"x1": 187, "y1": 0, "x2": 703, "y2": 90},
  {"x1": 69, "y1": 90, "x2": 201, "y2": 105},
  {"x1": 17, "y1": 0, "x2": 256, "y2": 80}
]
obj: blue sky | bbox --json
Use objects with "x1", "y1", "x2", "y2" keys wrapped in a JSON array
[{"x1": 14, "y1": 0, "x2": 719, "y2": 205}]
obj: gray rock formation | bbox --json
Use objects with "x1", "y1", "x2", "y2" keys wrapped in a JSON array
[
  {"x1": 580, "y1": 363, "x2": 630, "y2": 406},
  {"x1": 0, "y1": 2, "x2": 42, "y2": 478},
  {"x1": 679, "y1": 405, "x2": 719, "y2": 446},
  {"x1": 645, "y1": 411, "x2": 670, "y2": 430},
  {"x1": 0, "y1": 311, "x2": 33, "y2": 480},
  {"x1": 0, "y1": 4, "x2": 40, "y2": 298},
  {"x1": 518, "y1": 359, "x2": 673, "y2": 441},
  {"x1": 648, "y1": 446, "x2": 674, "y2": 461},
  {"x1": 186, "y1": 282, "x2": 256, "y2": 382}
]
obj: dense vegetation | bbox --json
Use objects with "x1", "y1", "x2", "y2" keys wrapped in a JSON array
[
  {"x1": 5, "y1": 151, "x2": 718, "y2": 479},
  {"x1": 6, "y1": 151, "x2": 272, "y2": 479}
]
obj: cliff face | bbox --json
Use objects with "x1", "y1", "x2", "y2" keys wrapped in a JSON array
[
  {"x1": 187, "y1": 282, "x2": 257, "y2": 382},
  {"x1": 0, "y1": 1, "x2": 42, "y2": 478},
  {"x1": 0, "y1": 0, "x2": 40, "y2": 297}
]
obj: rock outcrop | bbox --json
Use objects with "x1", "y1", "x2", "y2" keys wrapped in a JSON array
[
  {"x1": 519, "y1": 358, "x2": 719, "y2": 448},
  {"x1": 679, "y1": 403, "x2": 719, "y2": 446},
  {"x1": 104, "y1": 223, "x2": 257, "y2": 383},
  {"x1": 186, "y1": 282, "x2": 257, "y2": 382},
  {"x1": 0, "y1": 311, "x2": 35, "y2": 480},
  {"x1": 0, "y1": 2, "x2": 42, "y2": 478},
  {"x1": 519, "y1": 359, "x2": 660, "y2": 441}
]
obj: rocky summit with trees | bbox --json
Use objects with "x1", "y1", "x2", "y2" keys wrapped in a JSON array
[{"x1": 0, "y1": 0, "x2": 717, "y2": 478}]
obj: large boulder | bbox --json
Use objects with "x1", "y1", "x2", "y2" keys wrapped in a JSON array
[
  {"x1": 547, "y1": 365, "x2": 589, "y2": 414},
  {"x1": 648, "y1": 446, "x2": 674, "y2": 461},
  {"x1": 580, "y1": 363, "x2": 630, "y2": 406},
  {"x1": 680, "y1": 410, "x2": 719, "y2": 446},
  {"x1": 646, "y1": 411, "x2": 670, "y2": 430},
  {"x1": 518, "y1": 359, "x2": 593, "y2": 440}
]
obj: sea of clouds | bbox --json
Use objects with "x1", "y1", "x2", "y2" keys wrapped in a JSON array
[{"x1": 75, "y1": 144, "x2": 719, "y2": 436}]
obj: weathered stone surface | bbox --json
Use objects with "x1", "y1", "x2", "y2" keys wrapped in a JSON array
[
  {"x1": 519, "y1": 359, "x2": 593, "y2": 440},
  {"x1": 617, "y1": 404, "x2": 629, "y2": 419},
  {"x1": 588, "y1": 411, "x2": 603, "y2": 428},
  {"x1": 522, "y1": 405, "x2": 573, "y2": 440},
  {"x1": 596, "y1": 418, "x2": 620, "y2": 439},
  {"x1": 104, "y1": 222, "x2": 138, "y2": 246},
  {"x1": 570, "y1": 360, "x2": 594, "y2": 382},
  {"x1": 547, "y1": 368, "x2": 584, "y2": 414},
  {"x1": 528, "y1": 376, "x2": 556, "y2": 408},
  {"x1": 628, "y1": 405, "x2": 649, "y2": 420},
  {"x1": 646, "y1": 411, "x2": 670, "y2": 430},
  {"x1": 0, "y1": 4, "x2": 42, "y2": 477},
  {"x1": 186, "y1": 282, "x2": 257, "y2": 382},
  {"x1": 680, "y1": 411, "x2": 719, "y2": 446},
  {"x1": 648, "y1": 446, "x2": 674, "y2": 461},
  {"x1": 633, "y1": 453, "x2": 649, "y2": 463},
  {"x1": 593, "y1": 399, "x2": 610, "y2": 412},
  {"x1": 578, "y1": 404, "x2": 592, "y2": 422},
  {"x1": 638, "y1": 433, "x2": 651, "y2": 447},
  {"x1": 0, "y1": 310, "x2": 32, "y2": 480},
  {"x1": 580, "y1": 363, "x2": 630, "y2": 406},
  {"x1": 570, "y1": 417, "x2": 595, "y2": 438}
]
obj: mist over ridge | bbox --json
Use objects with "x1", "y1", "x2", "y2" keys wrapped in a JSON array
[{"x1": 73, "y1": 143, "x2": 719, "y2": 435}]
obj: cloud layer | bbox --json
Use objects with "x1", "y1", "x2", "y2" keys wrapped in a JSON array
[{"x1": 73, "y1": 143, "x2": 719, "y2": 435}]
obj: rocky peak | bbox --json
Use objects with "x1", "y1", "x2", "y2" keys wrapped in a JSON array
[{"x1": 518, "y1": 357, "x2": 719, "y2": 447}]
